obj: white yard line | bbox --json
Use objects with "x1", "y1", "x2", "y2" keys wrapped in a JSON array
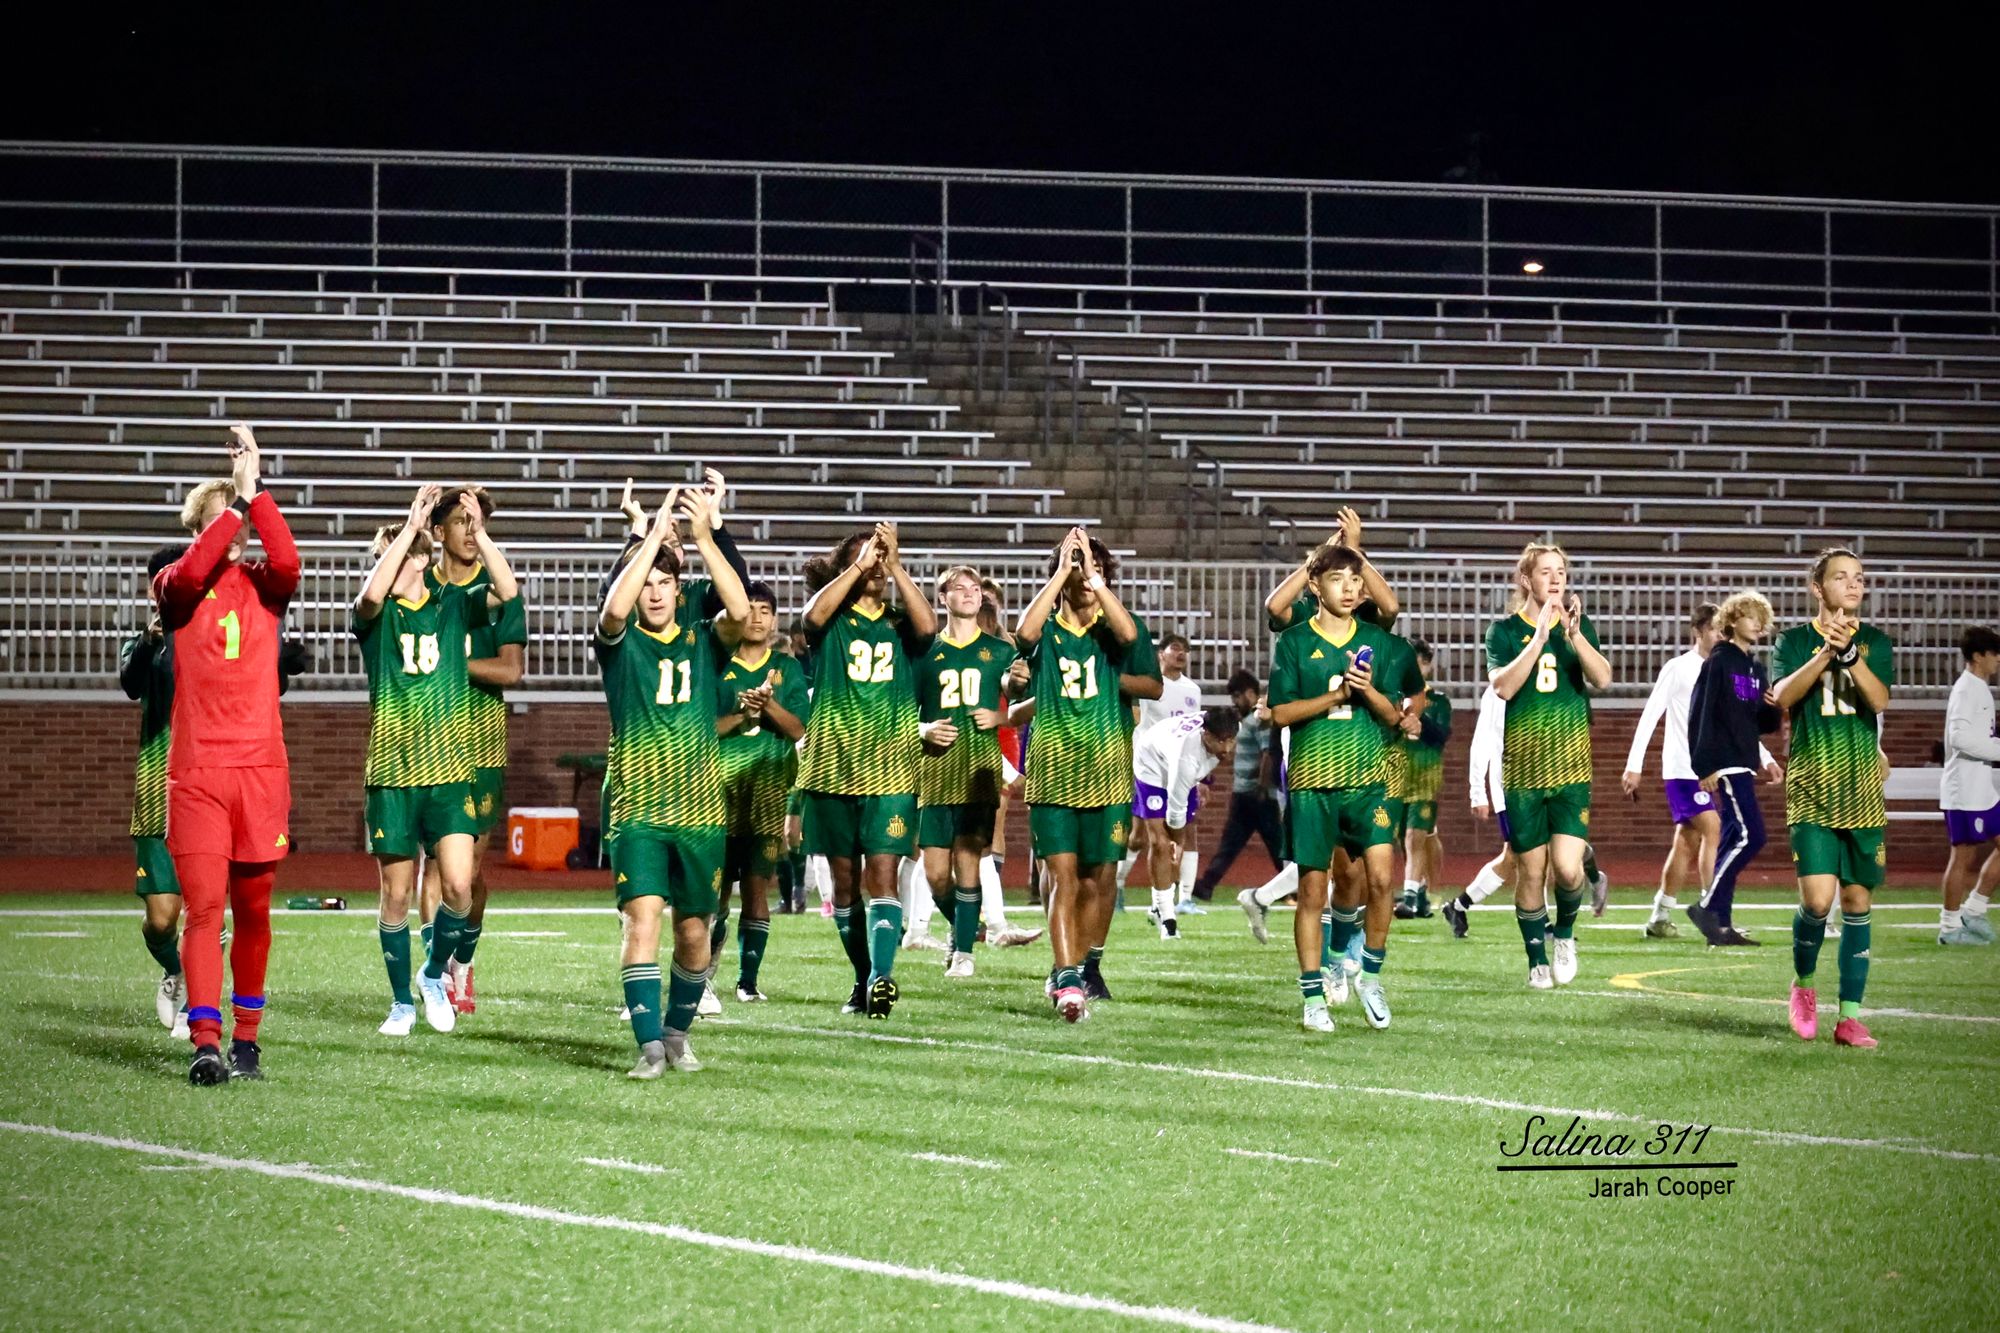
[
  {"x1": 752, "y1": 1023, "x2": 2000, "y2": 1167},
  {"x1": 1224, "y1": 1148, "x2": 1339, "y2": 1168},
  {"x1": 0, "y1": 1121, "x2": 1294, "y2": 1333},
  {"x1": 909, "y1": 1152, "x2": 1005, "y2": 1171},
  {"x1": 12, "y1": 930, "x2": 90, "y2": 937},
  {"x1": 580, "y1": 1156, "x2": 674, "y2": 1175}
]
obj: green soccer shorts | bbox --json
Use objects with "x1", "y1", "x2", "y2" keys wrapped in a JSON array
[
  {"x1": 723, "y1": 767, "x2": 792, "y2": 840},
  {"x1": 471, "y1": 766, "x2": 506, "y2": 835},
  {"x1": 1028, "y1": 801, "x2": 1133, "y2": 867},
  {"x1": 610, "y1": 822, "x2": 725, "y2": 915},
  {"x1": 365, "y1": 782, "x2": 482, "y2": 859},
  {"x1": 133, "y1": 834, "x2": 181, "y2": 899},
  {"x1": 725, "y1": 831, "x2": 786, "y2": 883},
  {"x1": 1501, "y1": 781, "x2": 1592, "y2": 854},
  {"x1": 1286, "y1": 785, "x2": 1396, "y2": 872},
  {"x1": 919, "y1": 801, "x2": 999, "y2": 850},
  {"x1": 1380, "y1": 795, "x2": 1409, "y2": 843},
  {"x1": 800, "y1": 790, "x2": 919, "y2": 859},
  {"x1": 1405, "y1": 799, "x2": 1439, "y2": 834},
  {"x1": 1789, "y1": 822, "x2": 1887, "y2": 890}
]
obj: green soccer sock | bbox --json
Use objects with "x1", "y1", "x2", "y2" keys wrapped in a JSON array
[
  {"x1": 1552, "y1": 881, "x2": 1584, "y2": 940},
  {"x1": 141, "y1": 921, "x2": 181, "y2": 976},
  {"x1": 785, "y1": 850, "x2": 806, "y2": 897},
  {"x1": 425, "y1": 905, "x2": 465, "y2": 979},
  {"x1": 452, "y1": 921, "x2": 482, "y2": 966},
  {"x1": 833, "y1": 905, "x2": 870, "y2": 983},
  {"x1": 1516, "y1": 906, "x2": 1549, "y2": 968},
  {"x1": 420, "y1": 921, "x2": 434, "y2": 954},
  {"x1": 1085, "y1": 945, "x2": 1105, "y2": 968},
  {"x1": 379, "y1": 918, "x2": 414, "y2": 1005},
  {"x1": 738, "y1": 918, "x2": 771, "y2": 991},
  {"x1": 866, "y1": 898, "x2": 904, "y2": 982},
  {"x1": 1582, "y1": 846, "x2": 1602, "y2": 885},
  {"x1": 1837, "y1": 912, "x2": 1871, "y2": 1012},
  {"x1": 621, "y1": 963, "x2": 664, "y2": 1046},
  {"x1": 1054, "y1": 964, "x2": 1084, "y2": 994},
  {"x1": 1328, "y1": 905, "x2": 1361, "y2": 960},
  {"x1": 952, "y1": 885, "x2": 981, "y2": 954},
  {"x1": 1793, "y1": 907, "x2": 1829, "y2": 985},
  {"x1": 665, "y1": 962, "x2": 705, "y2": 1036},
  {"x1": 1362, "y1": 944, "x2": 1386, "y2": 976},
  {"x1": 1299, "y1": 970, "x2": 1325, "y2": 1002},
  {"x1": 1320, "y1": 909, "x2": 1336, "y2": 968},
  {"x1": 710, "y1": 912, "x2": 730, "y2": 957}
]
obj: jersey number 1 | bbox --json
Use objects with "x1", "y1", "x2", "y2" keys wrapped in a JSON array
[{"x1": 218, "y1": 609, "x2": 241, "y2": 661}]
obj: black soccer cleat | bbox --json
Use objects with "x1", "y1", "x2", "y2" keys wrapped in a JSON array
[
  {"x1": 1414, "y1": 892, "x2": 1434, "y2": 919},
  {"x1": 1081, "y1": 958, "x2": 1112, "y2": 1001},
  {"x1": 1685, "y1": 904, "x2": 1726, "y2": 945},
  {"x1": 188, "y1": 1044, "x2": 230, "y2": 1087},
  {"x1": 866, "y1": 976, "x2": 899, "y2": 1020},
  {"x1": 1393, "y1": 894, "x2": 1418, "y2": 920},
  {"x1": 1442, "y1": 899, "x2": 1469, "y2": 939},
  {"x1": 841, "y1": 981, "x2": 867, "y2": 1015},
  {"x1": 1717, "y1": 926, "x2": 1761, "y2": 947},
  {"x1": 228, "y1": 1039, "x2": 264, "y2": 1081}
]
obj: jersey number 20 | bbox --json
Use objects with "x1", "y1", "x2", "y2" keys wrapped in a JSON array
[
  {"x1": 847, "y1": 640, "x2": 895, "y2": 683},
  {"x1": 938, "y1": 667, "x2": 983, "y2": 709}
]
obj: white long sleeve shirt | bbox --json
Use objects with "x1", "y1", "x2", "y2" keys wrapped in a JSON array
[
  {"x1": 1136, "y1": 673, "x2": 1204, "y2": 733},
  {"x1": 1133, "y1": 712, "x2": 1221, "y2": 829},
  {"x1": 1469, "y1": 688, "x2": 1507, "y2": 813},
  {"x1": 1627, "y1": 647, "x2": 1773, "y2": 780},
  {"x1": 1942, "y1": 670, "x2": 2000, "y2": 811}
]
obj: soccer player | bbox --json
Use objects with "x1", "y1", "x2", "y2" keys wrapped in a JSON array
[
  {"x1": 1197, "y1": 671, "x2": 1284, "y2": 905},
  {"x1": 715, "y1": 581, "x2": 811, "y2": 998},
  {"x1": 1017, "y1": 528, "x2": 1143, "y2": 1020},
  {"x1": 1133, "y1": 707, "x2": 1238, "y2": 934},
  {"x1": 1770, "y1": 547, "x2": 1894, "y2": 1048},
  {"x1": 121, "y1": 544, "x2": 189, "y2": 1037},
  {"x1": 153, "y1": 425, "x2": 298, "y2": 1084},
  {"x1": 599, "y1": 487, "x2": 751, "y2": 1076},
  {"x1": 799, "y1": 522, "x2": 938, "y2": 1019},
  {"x1": 914, "y1": 565, "x2": 1019, "y2": 977},
  {"x1": 415, "y1": 486, "x2": 527, "y2": 1014},
  {"x1": 1268, "y1": 544, "x2": 1407, "y2": 1032},
  {"x1": 1937, "y1": 627, "x2": 2000, "y2": 944},
  {"x1": 1118, "y1": 632, "x2": 1200, "y2": 906},
  {"x1": 1486, "y1": 542, "x2": 1611, "y2": 989},
  {"x1": 356, "y1": 485, "x2": 518, "y2": 1037},
  {"x1": 1688, "y1": 591, "x2": 1782, "y2": 947},
  {"x1": 1393, "y1": 641, "x2": 1452, "y2": 920}
]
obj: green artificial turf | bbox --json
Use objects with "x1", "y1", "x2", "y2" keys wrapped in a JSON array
[{"x1": 0, "y1": 889, "x2": 1994, "y2": 1331}]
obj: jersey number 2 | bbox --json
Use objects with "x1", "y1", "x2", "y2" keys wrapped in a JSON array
[{"x1": 847, "y1": 640, "x2": 894, "y2": 683}]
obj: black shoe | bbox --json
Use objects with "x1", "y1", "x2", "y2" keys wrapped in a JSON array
[
  {"x1": 227, "y1": 1039, "x2": 264, "y2": 1080},
  {"x1": 1718, "y1": 927, "x2": 1761, "y2": 947},
  {"x1": 1392, "y1": 896, "x2": 1417, "y2": 920},
  {"x1": 841, "y1": 982, "x2": 867, "y2": 1015},
  {"x1": 1082, "y1": 959, "x2": 1112, "y2": 1001},
  {"x1": 1686, "y1": 904, "x2": 1725, "y2": 945},
  {"x1": 866, "y1": 976, "x2": 899, "y2": 1020},
  {"x1": 1442, "y1": 899, "x2": 1469, "y2": 939},
  {"x1": 188, "y1": 1044, "x2": 230, "y2": 1086},
  {"x1": 1414, "y1": 892, "x2": 1434, "y2": 919}
]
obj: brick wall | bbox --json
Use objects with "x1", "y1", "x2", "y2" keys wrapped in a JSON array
[{"x1": 1, "y1": 698, "x2": 1954, "y2": 874}]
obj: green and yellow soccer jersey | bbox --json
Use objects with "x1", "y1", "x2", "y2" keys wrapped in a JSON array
[
  {"x1": 918, "y1": 630, "x2": 1018, "y2": 807},
  {"x1": 797, "y1": 602, "x2": 926, "y2": 796},
  {"x1": 1403, "y1": 688, "x2": 1453, "y2": 802},
  {"x1": 1773, "y1": 620, "x2": 1894, "y2": 828},
  {"x1": 595, "y1": 578, "x2": 731, "y2": 829},
  {"x1": 426, "y1": 563, "x2": 527, "y2": 770},
  {"x1": 1367, "y1": 634, "x2": 1429, "y2": 799},
  {"x1": 122, "y1": 631, "x2": 174, "y2": 837},
  {"x1": 716, "y1": 646, "x2": 812, "y2": 793},
  {"x1": 1025, "y1": 610, "x2": 1139, "y2": 808},
  {"x1": 1484, "y1": 611, "x2": 1601, "y2": 790},
  {"x1": 1269, "y1": 616, "x2": 1403, "y2": 791},
  {"x1": 1269, "y1": 594, "x2": 1397, "y2": 634},
  {"x1": 354, "y1": 582, "x2": 486, "y2": 788}
]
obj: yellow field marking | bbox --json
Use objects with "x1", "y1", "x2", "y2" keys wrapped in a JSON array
[{"x1": 1607, "y1": 964, "x2": 1774, "y2": 1005}]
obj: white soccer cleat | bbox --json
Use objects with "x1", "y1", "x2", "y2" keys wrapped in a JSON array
[
  {"x1": 1237, "y1": 889, "x2": 1270, "y2": 944},
  {"x1": 155, "y1": 971, "x2": 184, "y2": 1029},
  {"x1": 903, "y1": 931, "x2": 949, "y2": 953},
  {"x1": 664, "y1": 1032, "x2": 702, "y2": 1072},
  {"x1": 378, "y1": 1002, "x2": 417, "y2": 1037},
  {"x1": 1301, "y1": 1000, "x2": 1334, "y2": 1033},
  {"x1": 735, "y1": 984, "x2": 769, "y2": 1002},
  {"x1": 416, "y1": 972, "x2": 457, "y2": 1033},
  {"x1": 945, "y1": 951, "x2": 975, "y2": 979},
  {"x1": 697, "y1": 981, "x2": 723, "y2": 1018},
  {"x1": 1590, "y1": 870, "x2": 1611, "y2": 918},
  {"x1": 1328, "y1": 965, "x2": 1351, "y2": 1005},
  {"x1": 628, "y1": 1041, "x2": 667, "y2": 1080},
  {"x1": 1551, "y1": 937, "x2": 1578, "y2": 986},
  {"x1": 171, "y1": 1009, "x2": 190, "y2": 1040},
  {"x1": 1527, "y1": 964, "x2": 1555, "y2": 991},
  {"x1": 1157, "y1": 915, "x2": 1180, "y2": 941},
  {"x1": 988, "y1": 926, "x2": 1043, "y2": 948},
  {"x1": 1356, "y1": 975, "x2": 1391, "y2": 1029}
]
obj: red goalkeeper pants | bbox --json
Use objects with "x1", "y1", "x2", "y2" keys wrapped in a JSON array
[{"x1": 177, "y1": 856, "x2": 276, "y2": 1048}]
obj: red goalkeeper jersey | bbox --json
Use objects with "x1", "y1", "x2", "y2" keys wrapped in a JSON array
[{"x1": 153, "y1": 492, "x2": 300, "y2": 771}]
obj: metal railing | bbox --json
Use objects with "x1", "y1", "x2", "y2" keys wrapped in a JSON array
[
  {"x1": 6, "y1": 550, "x2": 1990, "y2": 699},
  {"x1": 4, "y1": 141, "x2": 1999, "y2": 320}
]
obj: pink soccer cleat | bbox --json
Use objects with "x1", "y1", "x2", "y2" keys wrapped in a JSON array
[
  {"x1": 1833, "y1": 1017, "x2": 1877, "y2": 1048},
  {"x1": 1053, "y1": 985, "x2": 1088, "y2": 1023},
  {"x1": 1788, "y1": 984, "x2": 1818, "y2": 1041}
]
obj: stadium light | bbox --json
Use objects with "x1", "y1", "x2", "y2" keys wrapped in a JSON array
[{"x1": 1522, "y1": 259, "x2": 1545, "y2": 274}]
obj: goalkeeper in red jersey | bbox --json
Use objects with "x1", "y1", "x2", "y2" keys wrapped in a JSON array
[{"x1": 152, "y1": 426, "x2": 299, "y2": 1085}]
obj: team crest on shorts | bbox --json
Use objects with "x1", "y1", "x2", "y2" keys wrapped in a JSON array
[
  {"x1": 480, "y1": 793, "x2": 495, "y2": 815},
  {"x1": 463, "y1": 795, "x2": 478, "y2": 818},
  {"x1": 1579, "y1": 808, "x2": 1591, "y2": 827},
  {"x1": 1111, "y1": 821, "x2": 1127, "y2": 847},
  {"x1": 713, "y1": 868, "x2": 724, "y2": 891},
  {"x1": 887, "y1": 814, "x2": 907, "y2": 839},
  {"x1": 763, "y1": 838, "x2": 781, "y2": 860},
  {"x1": 1373, "y1": 807, "x2": 1391, "y2": 829},
  {"x1": 1874, "y1": 843, "x2": 1887, "y2": 866}
]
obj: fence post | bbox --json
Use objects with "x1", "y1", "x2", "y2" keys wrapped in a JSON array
[
  {"x1": 369, "y1": 162, "x2": 381, "y2": 271},
  {"x1": 754, "y1": 172, "x2": 765, "y2": 279},
  {"x1": 563, "y1": 166, "x2": 574, "y2": 270},
  {"x1": 173, "y1": 156, "x2": 184, "y2": 264},
  {"x1": 1480, "y1": 195, "x2": 1490, "y2": 299},
  {"x1": 1304, "y1": 189, "x2": 1315, "y2": 291},
  {"x1": 939, "y1": 180, "x2": 950, "y2": 283},
  {"x1": 1823, "y1": 208, "x2": 1833, "y2": 308},
  {"x1": 1653, "y1": 202, "x2": 1664, "y2": 303},
  {"x1": 1123, "y1": 185, "x2": 1134, "y2": 287}
]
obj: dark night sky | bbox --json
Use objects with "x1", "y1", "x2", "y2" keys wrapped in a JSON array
[{"x1": 2, "y1": 5, "x2": 1989, "y2": 203}]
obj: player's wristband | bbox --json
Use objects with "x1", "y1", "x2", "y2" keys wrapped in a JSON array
[
  {"x1": 1832, "y1": 643, "x2": 1860, "y2": 669},
  {"x1": 1085, "y1": 575, "x2": 1106, "y2": 591},
  {"x1": 229, "y1": 496, "x2": 252, "y2": 517}
]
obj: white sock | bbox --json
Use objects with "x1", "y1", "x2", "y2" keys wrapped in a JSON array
[
  {"x1": 1252, "y1": 862, "x2": 1300, "y2": 908},
  {"x1": 1942, "y1": 908, "x2": 1964, "y2": 931},
  {"x1": 1967, "y1": 890, "x2": 1992, "y2": 918},
  {"x1": 1116, "y1": 851, "x2": 1140, "y2": 890},
  {"x1": 1402, "y1": 879, "x2": 1423, "y2": 896},
  {"x1": 902, "y1": 859, "x2": 934, "y2": 934},
  {"x1": 1150, "y1": 887, "x2": 1177, "y2": 921},
  {"x1": 1649, "y1": 889, "x2": 1678, "y2": 923},
  {"x1": 1464, "y1": 855, "x2": 1508, "y2": 906},
  {"x1": 809, "y1": 856, "x2": 833, "y2": 907},
  {"x1": 1178, "y1": 850, "x2": 1198, "y2": 899},
  {"x1": 979, "y1": 856, "x2": 1010, "y2": 930}
]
